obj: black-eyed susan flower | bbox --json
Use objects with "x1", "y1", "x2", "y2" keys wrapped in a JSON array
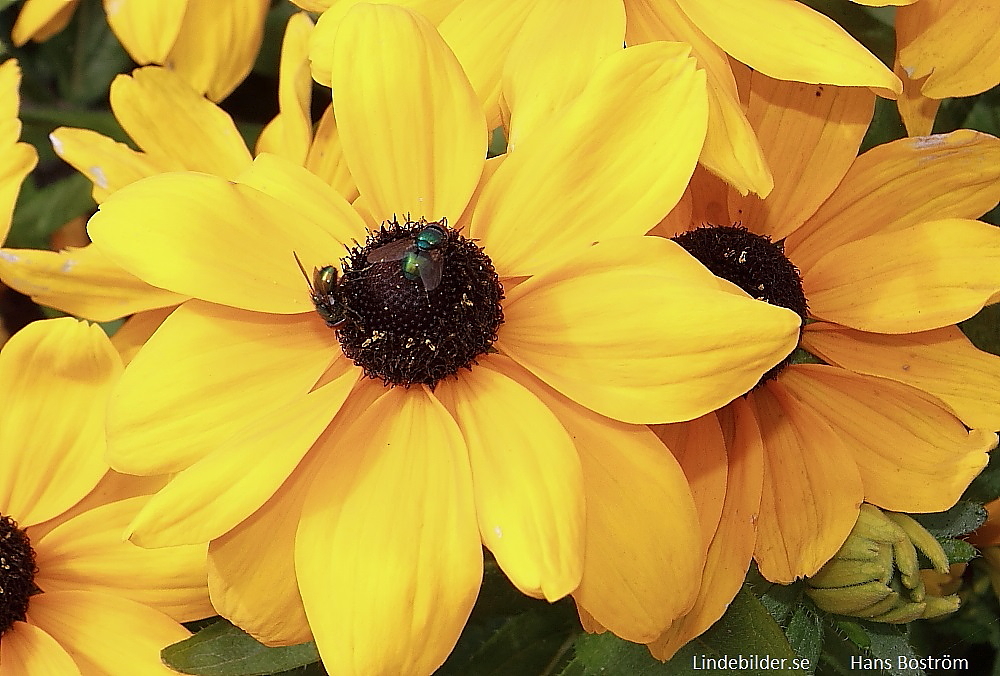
[
  {"x1": 85, "y1": 6, "x2": 801, "y2": 674},
  {"x1": 641, "y1": 70, "x2": 1000, "y2": 660},
  {"x1": 0, "y1": 317, "x2": 214, "y2": 673},
  {"x1": 0, "y1": 60, "x2": 38, "y2": 246},
  {"x1": 12, "y1": 0, "x2": 269, "y2": 101}
]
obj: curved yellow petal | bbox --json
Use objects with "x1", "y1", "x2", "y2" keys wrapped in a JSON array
[
  {"x1": 805, "y1": 219, "x2": 1000, "y2": 333},
  {"x1": 330, "y1": 4, "x2": 486, "y2": 224},
  {"x1": 12, "y1": 0, "x2": 80, "y2": 46},
  {"x1": 750, "y1": 379, "x2": 863, "y2": 582},
  {"x1": 107, "y1": 301, "x2": 336, "y2": 475},
  {"x1": 0, "y1": 61, "x2": 39, "y2": 242},
  {"x1": 50, "y1": 127, "x2": 164, "y2": 203},
  {"x1": 473, "y1": 43, "x2": 707, "y2": 276},
  {"x1": 803, "y1": 323, "x2": 1000, "y2": 430},
  {"x1": 33, "y1": 497, "x2": 213, "y2": 623},
  {"x1": 0, "y1": 245, "x2": 186, "y2": 322},
  {"x1": 0, "y1": 621, "x2": 81, "y2": 675},
  {"x1": 894, "y1": 62, "x2": 940, "y2": 137},
  {"x1": 675, "y1": 0, "x2": 901, "y2": 95},
  {"x1": 437, "y1": 356, "x2": 584, "y2": 601},
  {"x1": 255, "y1": 12, "x2": 315, "y2": 165},
  {"x1": 27, "y1": 591, "x2": 190, "y2": 676},
  {"x1": 786, "y1": 130, "x2": 1000, "y2": 273},
  {"x1": 296, "y1": 387, "x2": 482, "y2": 676},
  {"x1": 102, "y1": 0, "x2": 186, "y2": 64},
  {"x1": 0, "y1": 318, "x2": 120, "y2": 526},
  {"x1": 304, "y1": 104, "x2": 359, "y2": 202},
  {"x1": 499, "y1": 237, "x2": 801, "y2": 424}
]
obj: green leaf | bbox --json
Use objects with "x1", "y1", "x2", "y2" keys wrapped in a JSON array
[
  {"x1": 160, "y1": 619, "x2": 320, "y2": 676},
  {"x1": 786, "y1": 603, "x2": 823, "y2": 671},
  {"x1": 911, "y1": 501, "x2": 988, "y2": 539},
  {"x1": 7, "y1": 173, "x2": 95, "y2": 250},
  {"x1": 940, "y1": 538, "x2": 978, "y2": 565},
  {"x1": 825, "y1": 620, "x2": 926, "y2": 676}
]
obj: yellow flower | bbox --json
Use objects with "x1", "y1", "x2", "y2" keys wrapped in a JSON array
[
  {"x1": 0, "y1": 317, "x2": 213, "y2": 672},
  {"x1": 12, "y1": 0, "x2": 270, "y2": 101},
  {"x1": 0, "y1": 60, "x2": 38, "y2": 245},
  {"x1": 86, "y1": 6, "x2": 800, "y2": 674},
  {"x1": 643, "y1": 70, "x2": 1000, "y2": 660},
  {"x1": 895, "y1": 0, "x2": 1000, "y2": 135}
]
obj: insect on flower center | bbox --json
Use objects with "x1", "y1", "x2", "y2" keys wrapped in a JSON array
[
  {"x1": 0, "y1": 514, "x2": 39, "y2": 636},
  {"x1": 302, "y1": 216, "x2": 504, "y2": 388},
  {"x1": 672, "y1": 225, "x2": 807, "y2": 383}
]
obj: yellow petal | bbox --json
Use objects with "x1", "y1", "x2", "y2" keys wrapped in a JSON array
[
  {"x1": 436, "y1": 356, "x2": 584, "y2": 601},
  {"x1": 255, "y1": 12, "x2": 315, "y2": 165},
  {"x1": 0, "y1": 621, "x2": 81, "y2": 675},
  {"x1": 296, "y1": 387, "x2": 482, "y2": 676},
  {"x1": 109, "y1": 67, "x2": 252, "y2": 178},
  {"x1": 499, "y1": 237, "x2": 801, "y2": 423},
  {"x1": 675, "y1": 0, "x2": 901, "y2": 95},
  {"x1": 11, "y1": 0, "x2": 80, "y2": 46},
  {"x1": 330, "y1": 4, "x2": 486, "y2": 224},
  {"x1": 125, "y1": 368, "x2": 358, "y2": 548},
  {"x1": 805, "y1": 219, "x2": 1000, "y2": 333},
  {"x1": 802, "y1": 322, "x2": 1000, "y2": 430},
  {"x1": 0, "y1": 245, "x2": 186, "y2": 322},
  {"x1": 102, "y1": 0, "x2": 186, "y2": 64},
  {"x1": 502, "y1": 0, "x2": 624, "y2": 150},
  {"x1": 781, "y1": 365, "x2": 994, "y2": 512},
  {"x1": 49, "y1": 127, "x2": 164, "y2": 203},
  {"x1": 0, "y1": 318, "x2": 120, "y2": 526},
  {"x1": 304, "y1": 104, "x2": 359, "y2": 202},
  {"x1": 110, "y1": 308, "x2": 173, "y2": 366},
  {"x1": 0, "y1": 61, "x2": 39, "y2": 242},
  {"x1": 894, "y1": 62, "x2": 940, "y2": 137},
  {"x1": 729, "y1": 72, "x2": 875, "y2": 241},
  {"x1": 27, "y1": 590, "x2": 190, "y2": 676},
  {"x1": 473, "y1": 43, "x2": 707, "y2": 276},
  {"x1": 33, "y1": 497, "x2": 213, "y2": 623},
  {"x1": 786, "y1": 130, "x2": 1000, "y2": 273},
  {"x1": 106, "y1": 301, "x2": 336, "y2": 475},
  {"x1": 750, "y1": 379, "x2": 864, "y2": 582}
]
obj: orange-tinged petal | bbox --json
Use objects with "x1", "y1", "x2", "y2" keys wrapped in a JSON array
[
  {"x1": 0, "y1": 245, "x2": 186, "y2": 322},
  {"x1": 255, "y1": 12, "x2": 315, "y2": 164},
  {"x1": 675, "y1": 0, "x2": 901, "y2": 95},
  {"x1": 803, "y1": 323, "x2": 1000, "y2": 430},
  {"x1": 502, "y1": 0, "x2": 624, "y2": 150},
  {"x1": 0, "y1": 318, "x2": 120, "y2": 526},
  {"x1": 109, "y1": 67, "x2": 252, "y2": 178},
  {"x1": 786, "y1": 130, "x2": 1000, "y2": 273},
  {"x1": 782, "y1": 365, "x2": 995, "y2": 512},
  {"x1": 729, "y1": 72, "x2": 875, "y2": 241},
  {"x1": 305, "y1": 104, "x2": 359, "y2": 202},
  {"x1": 296, "y1": 387, "x2": 481, "y2": 676},
  {"x1": 49, "y1": 127, "x2": 164, "y2": 203},
  {"x1": 649, "y1": 399, "x2": 764, "y2": 660},
  {"x1": 125, "y1": 367, "x2": 358, "y2": 548},
  {"x1": 473, "y1": 43, "x2": 707, "y2": 276},
  {"x1": 107, "y1": 301, "x2": 336, "y2": 475},
  {"x1": 33, "y1": 497, "x2": 213, "y2": 623},
  {"x1": 805, "y1": 219, "x2": 1000, "y2": 333},
  {"x1": 0, "y1": 621, "x2": 81, "y2": 675},
  {"x1": 27, "y1": 591, "x2": 190, "y2": 676},
  {"x1": 750, "y1": 378, "x2": 863, "y2": 582},
  {"x1": 331, "y1": 4, "x2": 486, "y2": 224},
  {"x1": 436, "y1": 356, "x2": 584, "y2": 601},
  {"x1": 88, "y1": 171, "x2": 346, "y2": 314},
  {"x1": 102, "y1": 0, "x2": 186, "y2": 64},
  {"x1": 894, "y1": 63, "x2": 940, "y2": 137},
  {"x1": 499, "y1": 237, "x2": 801, "y2": 423},
  {"x1": 11, "y1": 0, "x2": 80, "y2": 46}
]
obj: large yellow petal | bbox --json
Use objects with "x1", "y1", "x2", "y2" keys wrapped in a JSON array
[
  {"x1": 751, "y1": 378, "x2": 864, "y2": 582},
  {"x1": 472, "y1": 43, "x2": 707, "y2": 276},
  {"x1": 255, "y1": 12, "x2": 315, "y2": 165},
  {"x1": 649, "y1": 399, "x2": 764, "y2": 660},
  {"x1": 49, "y1": 127, "x2": 164, "y2": 203},
  {"x1": 781, "y1": 365, "x2": 994, "y2": 512},
  {"x1": 330, "y1": 4, "x2": 486, "y2": 224},
  {"x1": 729, "y1": 72, "x2": 875, "y2": 241},
  {"x1": 803, "y1": 322, "x2": 1000, "y2": 430},
  {"x1": 675, "y1": 0, "x2": 900, "y2": 95},
  {"x1": 33, "y1": 497, "x2": 213, "y2": 623},
  {"x1": 786, "y1": 130, "x2": 1000, "y2": 273},
  {"x1": 296, "y1": 387, "x2": 482, "y2": 676},
  {"x1": 102, "y1": 0, "x2": 186, "y2": 64},
  {"x1": 125, "y1": 367, "x2": 358, "y2": 548},
  {"x1": 0, "y1": 318, "x2": 120, "y2": 526},
  {"x1": 0, "y1": 245, "x2": 186, "y2": 322},
  {"x1": 0, "y1": 621, "x2": 81, "y2": 675},
  {"x1": 106, "y1": 301, "x2": 336, "y2": 475},
  {"x1": 436, "y1": 356, "x2": 584, "y2": 601},
  {"x1": 499, "y1": 237, "x2": 801, "y2": 423},
  {"x1": 27, "y1": 591, "x2": 190, "y2": 676},
  {"x1": 304, "y1": 104, "x2": 359, "y2": 202},
  {"x1": 11, "y1": 0, "x2": 80, "y2": 46},
  {"x1": 805, "y1": 219, "x2": 1000, "y2": 333}
]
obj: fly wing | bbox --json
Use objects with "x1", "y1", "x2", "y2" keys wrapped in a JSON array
[
  {"x1": 366, "y1": 238, "x2": 413, "y2": 263},
  {"x1": 418, "y1": 249, "x2": 444, "y2": 291}
]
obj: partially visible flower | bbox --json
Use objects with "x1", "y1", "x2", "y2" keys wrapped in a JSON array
[
  {"x1": 0, "y1": 317, "x2": 213, "y2": 672},
  {"x1": 12, "y1": 0, "x2": 269, "y2": 101},
  {"x1": 895, "y1": 1, "x2": 1000, "y2": 135},
  {"x1": 0, "y1": 59, "x2": 39, "y2": 244}
]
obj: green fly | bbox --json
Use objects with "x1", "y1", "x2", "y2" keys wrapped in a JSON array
[
  {"x1": 293, "y1": 252, "x2": 349, "y2": 328},
  {"x1": 366, "y1": 220, "x2": 448, "y2": 292}
]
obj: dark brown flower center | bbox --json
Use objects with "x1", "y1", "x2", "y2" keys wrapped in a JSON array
[{"x1": 1, "y1": 513, "x2": 39, "y2": 636}]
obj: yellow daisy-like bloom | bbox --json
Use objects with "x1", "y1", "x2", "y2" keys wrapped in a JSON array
[
  {"x1": 301, "y1": 0, "x2": 900, "y2": 198},
  {"x1": 12, "y1": 0, "x2": 269, "y2": 101},
  {"x1": 895, "y1": 0, "x2": 1000, "y2": 136},
  {"x1": 86, "y1": 6, "x2": 800, "y2": 674},
  {"x1": 0, "y1": 317, "x2": 214, "y2": 674},
  {"x1": 0, "y1": 60, "x2": 38, "y2": 245},
  {"x1": 638, "y1": 69, "x2": 1000, "y2": 660}
]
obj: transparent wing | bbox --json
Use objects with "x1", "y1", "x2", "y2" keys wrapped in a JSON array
[
  {"x1": 366, "y1": 238, "x2": 414, "y2": 263},
  {"x1": 418, "y1": 250, "x2": 444, "y2": 291}
]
